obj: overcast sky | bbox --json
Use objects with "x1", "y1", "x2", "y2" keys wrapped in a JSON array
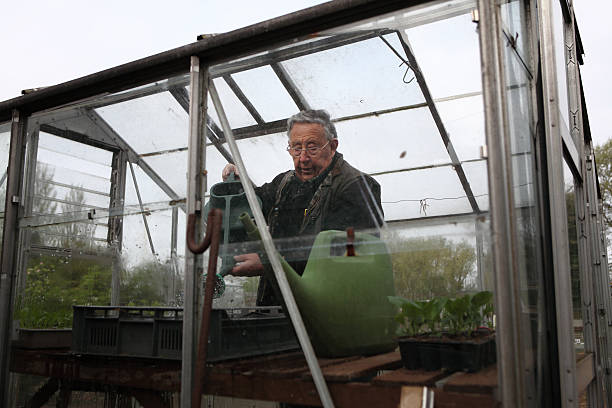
[{"x1": 0, "y1": 0, "x2": 609, "y2": 146}]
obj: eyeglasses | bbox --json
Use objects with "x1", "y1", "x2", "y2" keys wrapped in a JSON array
[{"x1": 286, "y1": 141, "x2": 330, "y2": 157}]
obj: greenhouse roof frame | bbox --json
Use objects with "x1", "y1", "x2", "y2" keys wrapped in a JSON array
[
  {"x1": 0, "y1": 0, "x2": 439, "y2": 123},
  {"x1": 4, "y1": 12, "x2": 484, "y2": 219}
]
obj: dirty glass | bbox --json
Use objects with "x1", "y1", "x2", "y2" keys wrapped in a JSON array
[
  {"x1": 501, "y1": 0, "x2": 553, "y2": 406},
  {"x1": 0, "y1": 123, "x2": 11, "y2": 243},
  {"x1": 564, "y1": 161, "x2": 583, "y2": 352},
  {"x1": 10, "y1": 75, "x2": 190, "y2": 404},
  {"x1": 552, "y1": 0, "x2": 571, "y2": 139},
  {"x1": 201, "y1": 0, "x2": 495, "y2": 380}
]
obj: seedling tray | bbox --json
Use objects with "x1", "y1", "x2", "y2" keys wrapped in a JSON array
[
  {"x1": 72, "y1": 305, "x2": 298, "y2": 361},
  {"x1": 398, "y1": 333, "x2": 495, "y2": 372}
]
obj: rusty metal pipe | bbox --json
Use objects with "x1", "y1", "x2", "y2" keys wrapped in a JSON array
[
  {"x1": 192, "y1": 208, "x2": 223, "y2": 408},
  {"x1": 186, "y1": 213, "x2": 214, "y2": 254}
]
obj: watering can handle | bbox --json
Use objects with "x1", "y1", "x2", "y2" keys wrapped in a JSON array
[{"x1": 346, "y1": 227, "x2": 356, "y2": 256}]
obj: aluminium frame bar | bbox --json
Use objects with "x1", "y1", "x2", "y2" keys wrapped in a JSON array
[
  {"x1": 0, "y1": 0, "x2": 437, "y2": 123},
  {"x1": 128, "y1": 161, "x2": 156, "y2": 255},
  {"x1": 145, "y1": 91, "x2": 481, "y2": 159},
  {"x1": 223, "y1": 75, "x2": 265, "y2": 124},
  {"x1": 270, "y1": 62, "x2": 311, "y2": 111},
  {"x1": 39, "y1": 123, "x2": 120, "y2": 153},
  {"x1": 15, "y1": 125, "x2": 39, "y2": 304},
  {"x1": 181, "y1": 56, "x2": 208, "y2": 408},
  {"x1": 170, "y1": 206, "x2": 179, "y2": 304},
  {"x1": 210, "y1": 29, "x2": 394, "y2": 79},
  {"x1": 539, "y1": 0, "x2": 578, "y2": 405},
  {"x1": 204, "y1": 91, "x2": 482, "y2": 147},
  {"x1": 563, "y1": 7, "x2": 602, "y2": 405},
  {"x1": 586, "y1": 148, "x2": 612, "y2": 407},
  {"x1": 82, "y1": 109, "x2": 183, "y2": 206},
  {"x1": 0, "y1": 110, "x2": 29, "y2": 406},
  {"x1": 107, "y1": 147, "x2": 127, "y2": 306},
  {"x1": 477, "y1": 0, "x2": 524, "y2": 406},
  {"x1": 37, "y1": 179, "x2": 111, "y2": 197},
  {"x1": 169, "y1": 86, "x2": 235, "y2": 164},
  {"x1": 209, "y1": 80, "x2": 335, "y2": 408},
  {"x1": 19, "y1": 199, "x2": 179, "y2": 229},
  {"x1": 29, "y1": 30, "x2": 389, "y2": 118}
]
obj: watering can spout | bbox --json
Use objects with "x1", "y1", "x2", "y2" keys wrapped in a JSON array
[{"x1": 238, "y1": 213, "x2": 305, "y2": 298}]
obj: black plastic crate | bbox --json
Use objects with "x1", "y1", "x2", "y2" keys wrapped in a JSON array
[{"x1": 72, "y1": 306, "x2": 298, "y2": 361}]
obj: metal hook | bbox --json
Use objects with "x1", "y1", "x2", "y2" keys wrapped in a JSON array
[
  {"x1": 186, "y1": 208, "x2": 223, "y2": 254},
  {"x1": 400, "y1": 62, "x2": 415, "y2": 84}
]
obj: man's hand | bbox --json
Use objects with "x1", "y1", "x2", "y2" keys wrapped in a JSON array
[
  {"x1": 222, "y1": 164, "x2": 240, "y2": 181},
  {"x1": 231, "y1": 253, "x2": 264, "y2": 276}
]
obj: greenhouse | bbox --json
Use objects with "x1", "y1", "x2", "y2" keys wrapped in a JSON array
[{"x1": 0, "y1": 0, "x2": 610, "y2": 407}]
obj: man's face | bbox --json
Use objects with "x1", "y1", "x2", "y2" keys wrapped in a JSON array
[{"x1": 289, "y1": 123, "x2": 338, "y2": 182}]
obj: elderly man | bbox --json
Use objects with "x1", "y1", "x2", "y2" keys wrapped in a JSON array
[{"x1": 222, "y1": 109, "x2": 383, "y2": 305}]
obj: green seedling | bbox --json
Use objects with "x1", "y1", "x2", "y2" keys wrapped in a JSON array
[
  {"x1": 443, "y1": 294, "x2": 471, "y2": 335},
  {"x1": 388, "y1": 296, "x2": 424, "y2": 336},
  {"x1": 417, "y1": 297, "x2": 447, "y2": 335},
  {"x1": 469, "y1": 290, "x2": 493, "y2": 331},
  {"x1": 390, "y1": 290, "x2": 494, "y2": 338}
]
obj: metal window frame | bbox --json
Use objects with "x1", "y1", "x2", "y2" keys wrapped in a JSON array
[
  {"x1": 477, "y1": 1, "x2": 526, "y2": 406},
  {"x1": 0, "y1": 110, "x2": 29, "y2": 406},
  {"x1": 538, "y1": 0, "x2": 579, "y2": 405},
  {"x1": 0, "y1": 1, "x2": 608, "y2": 407},
  {"x1": 181, "y1": 56, "x2": 208, "y2": 408},
  {"x1": 561, "y1": 3, "x2": 607, "y2": 405}
]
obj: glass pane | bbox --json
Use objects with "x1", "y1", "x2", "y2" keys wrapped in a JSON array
[
  {"x1": 406, "y1": 13, "x2": 482, "y2": 99},
  {"x1": 0, "y1": 126, "x2": 11, "y2": 242},
  {"x1": 501, "y1": 1, "x2": 553, "y2": 405},
  {"x1": 500, "y1": 0, "x2": 532, "y2": 73},
  {"x1": 232, "y1": 65, "x2": 300, "y2": 122},
  {"x1": 564, "y1": 161, "x2": 583, "y2": 352},
  {"x1": 281, "y1": 35, "x2": 426, "y2": 119},
  {"x1": 95, "y1": 85, "x2": 190, "y2": 155},
  {"x1": 12, "y1": 74, "x2": 189, "y2": 402},
  {"x1": 209, "y1": 77, "x2": 259, "y2": 129},
  {"x1": 552, "y1": 0, "x2": 570, "y2": 134},
  {"x1": 204, "y1": 0, "x2": 494, "y2": 377}
]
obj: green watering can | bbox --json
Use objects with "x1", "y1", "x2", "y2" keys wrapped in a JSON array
[
  {"x1": 240, "y1": 213, "x2": 397, "y2": 357},
  {"x1": 203, "y1": 173, "x2": 261, "y2": 296}
]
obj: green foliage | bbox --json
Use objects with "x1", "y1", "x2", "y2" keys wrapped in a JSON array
[
  {"x1": 389, "y1": 291, "x2": 494, "y2": 337},
  {"x1": 120, "y1": 260, "x2": 173, "y2": 306},
  {"x1": 16, "y1": 256, "x2": 179, "y2": 327},
  {"x1": 595, "y1": 140, "x2": 612, "y2": 232},
  {"x1": 389, "y1": 236, "x2": 476, "y2": 300},
  {"x1": 16, "y1": 256, "x2": 112, "y2": 328},
  {"x1": 388, "y1": 296, "x2": 424, "y2": 336}
]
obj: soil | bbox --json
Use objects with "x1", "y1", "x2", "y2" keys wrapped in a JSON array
[{"x1": 403, "y1": 329, "x2": 494, "y2": 344}]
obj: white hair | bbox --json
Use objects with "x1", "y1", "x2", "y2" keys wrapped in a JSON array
[{"x1": 287, "y1": 109, "x2": 337, "y2": 141}]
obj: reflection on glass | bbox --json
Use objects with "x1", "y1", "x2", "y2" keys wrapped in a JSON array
[
  {"x1": 500, "y1": 0, "x2": 551, "y2": 405},
  {"x1": 552, "y1": 0, "x2": 570, "y2": 132},
  {"x1": 14, "y1": 74, "x2": 191, "y2": 358},
  {"x1": 9, "y1": 0, "x2": 500, "y2": 403},
  {"x1": 0, "y1": 129, "x2": 11, "y2": 243},
  {"x1": 500, "y1": 0, "x2": 532, "y2": 74},
  {"x1": 203, "y1": 1, "x2": 493, "y2": 369},
  {"x1": 564, "y1": 161, "x2": 583, "y2": 352}
]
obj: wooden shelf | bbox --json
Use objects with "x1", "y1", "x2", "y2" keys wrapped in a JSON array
[{"x1": 11, "y1": 347, "x2": 499, "y2": 407}]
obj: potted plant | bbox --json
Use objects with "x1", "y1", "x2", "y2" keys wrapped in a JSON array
[{"x1": 389, "y1": 291, "x2": 495, "y2": 372}]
